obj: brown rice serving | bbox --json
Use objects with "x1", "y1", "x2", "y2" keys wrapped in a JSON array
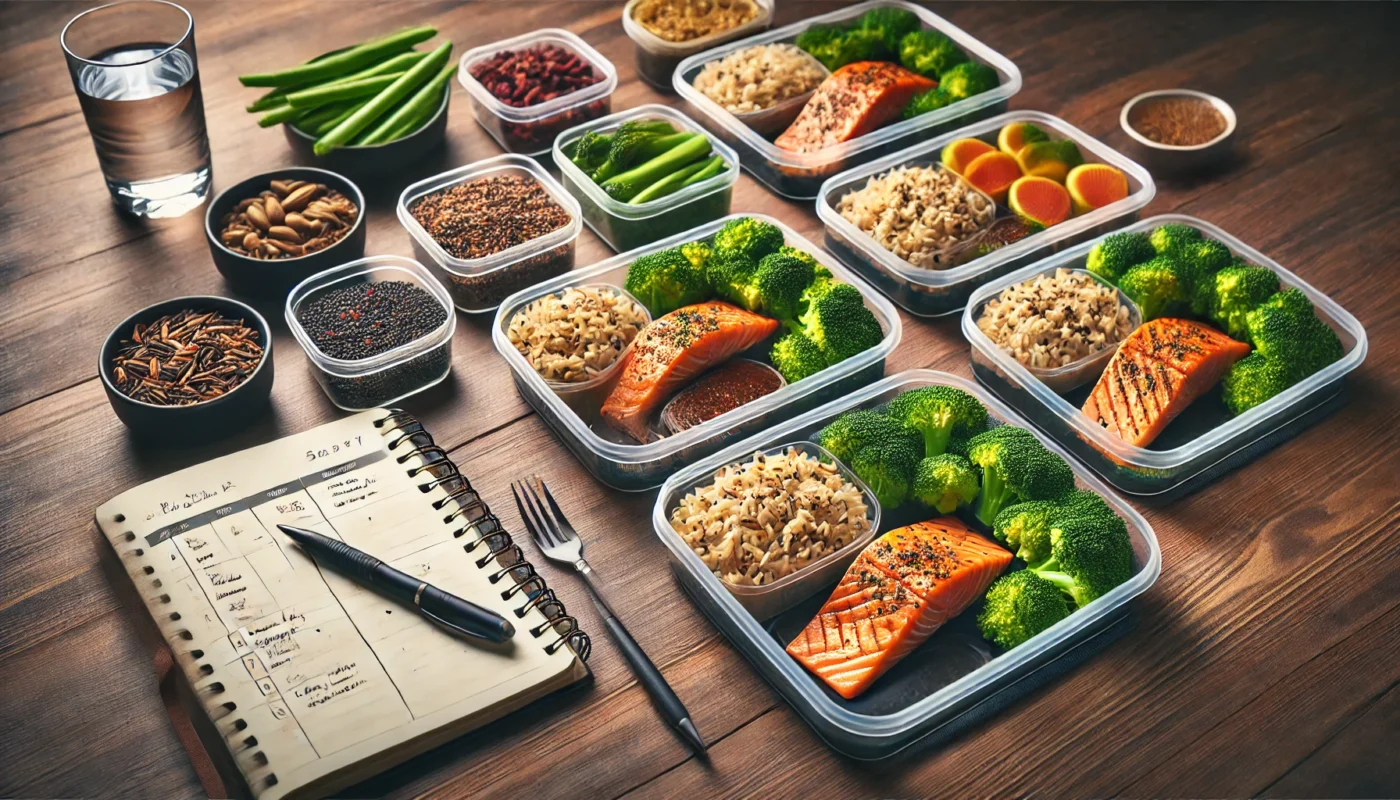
[
  {"x1": 837, "y1": 165, "x2": 996, "y2": 268},
  {"x1": 977, "y1": 268, "x2": 1135, "y2": 369},
  {"x1": 670, "y1": 448, "x2": 872, "y2": 586},
  {"x1": 507, "y1": 286, "x2": 649, "y2": 383},
  {"x1": 692, "y1": 43, "x2": 827, "y2": 114}
]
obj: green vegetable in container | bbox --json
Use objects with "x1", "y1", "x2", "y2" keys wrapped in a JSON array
[
  {"x1": 314, "y1": 40, "x2": 453, "y2": 155},
  {"x1": 1220, "y1": 354, "x2": 1294, "y2": 416},
  {"x1": 628, "y1": 156, "x2": 716, "y2": 205},
  {"x1": 978, "y1": 570, "x2": 1071, "y2": 650},
  {"x1": 993, "y1": 500, "x2": 1061, "y2": 564},
  {"x1": 770, "y1": 331, "x2": 830, "y2": 384},
  {"x1": 1085, "y1": 231, "x2": 1155, "y2": 284},
  {"x1": 797, "y1": 283, "x2": 884, "y2": 363},
  {"x1": 884, "y1": 385, "x2": 989, "y2": 459},
  {"x1": 590, "y1": 122, "x2": 685, "y2": 182},
  {"x1": 1244, "y1": 289, "x2": 1343, "y2": 378},
  {"x1": 902, "y1": 87, "x2": 953, "y2": 119},
  {"x1": 936, "y1": 61, "x2": 998, "y2": 101},
  {"x1": 238, "y1": 26, "x2": 437, "y2": 87},
  {"x1": 851, "y1": 436, "x2": 922, "y2": 508},
  {"x1": 751, "y1": 252, "x2": 818, "y2": 320},
  {"x1": 778, "y1": 245, "x2": 820, "y2": 270},
  {"x1": 601, "y1": 134, "x2": 713, "y2": 202},
  {"x1": 707, "y1": 251, "x2": 761, "y2": 310},
  {"x1": 911, "y1": 454, "x2": 979, "y2": 514},
  {"x1": 1148, "y1": 223, "x2": 1204, "y2": 255},
  {"x1": 679, "y1": 241, "x2": 712, "y2": 270},
  {"x1": 967, "y1": 425, "x2": 1074, "y2": 528},
  {"x1": 568, "y1": 129, "x2": 614, "y2": 174},
  {"x1": 898, "y1": 29, "x2": 968, "y2": 79},
  {"x1": 794, "y1": 24, "x2": 888, "y2": 71},
  {"x1": 1028, "y1": 509, "x2": 1134, "y2": 608},
  {"x1": 1118, "y1": 256, "x2": 1186, "y2": 321},
  {"x1": 623, "y1": 247, "x2": 710, "y2": 317},
  {"x1": 857, "y1": 7, "x2": 923, "y2": 52},
  {"x1": 357, "y1": 61, "x2": 456, "y2": 146},
  {"x1": 1179, "y1": 239, "x2": 1234, "y2": 315},
  {"x1": 712, "y1": 217, "x2": 785, "y2": 263},
  {"x1": 817, "y1": 409, "x2": 915, "y2": 464},
  {"x1": 1207, "y1": 263, "x2": 1279, "y2": 340}
]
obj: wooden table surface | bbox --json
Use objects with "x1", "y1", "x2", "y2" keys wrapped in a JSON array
[{"x1": 3, "y1": 2, "x2": 1399, "y2": 798}]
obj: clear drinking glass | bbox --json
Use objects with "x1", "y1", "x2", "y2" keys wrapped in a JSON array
[{"x1": 61, "y1": 1, "x2": 212, "y2": 218}]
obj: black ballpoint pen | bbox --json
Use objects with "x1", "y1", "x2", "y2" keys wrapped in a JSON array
[{"x1": 277, "y1": 524, "x2": 514, "y2": 643}]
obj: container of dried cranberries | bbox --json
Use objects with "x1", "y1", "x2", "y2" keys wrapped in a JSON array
[{"x1": 458, "y1": 29, "x2": 617, "y2": 156}]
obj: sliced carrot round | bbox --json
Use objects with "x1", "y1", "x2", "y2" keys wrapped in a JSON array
[
  {"x1": 1008, "y1": 176, "x2": 1071, "y2": 227},
  {"x1": 1066, "y1": 163, "x2": 1129, "y2": 214},
  {"x1": 940, "y1": 138, "x2": 996, "y2": 175},
  {"x1": 960, "y1": 151, "x2": 1023, "y2": 203}
]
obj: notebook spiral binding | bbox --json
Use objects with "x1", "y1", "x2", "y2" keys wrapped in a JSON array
[
  {"x1": 374, "y1": 409, "x2": 592, "y2": 662},
  {"x1": 105, "y1": 409, "x2": 591, "y2": 796}
]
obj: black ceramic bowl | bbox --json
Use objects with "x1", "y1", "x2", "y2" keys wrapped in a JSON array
[
  {"x1": 99, "y1": 296, "x2": 274, "y2": 442},
  {"x1": 205, "y1": 167, "x2": 367, "y2": 297},
  {"x1": 282, "y1": 88, "x2": 451, "y2": 183}
]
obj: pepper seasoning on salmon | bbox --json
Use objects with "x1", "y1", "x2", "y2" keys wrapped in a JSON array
[
  {"x1": 601, "y1": 301, "x2": 779, "y2": 442},
  {"x1": 787, "y1": 518, "x2": 1012, "y2": 699},
  {"x1": 775, "y1": 62, "x2": 936, "y2": 154},
  {"x1": 1082, "y1": 317, "x2": 1251, "y2": 447}
]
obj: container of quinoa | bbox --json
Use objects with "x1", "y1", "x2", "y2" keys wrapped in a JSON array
[
  {"x1": 623, "y1": 0, "x2": 774, "y2": 91},
  {"x1": 286, "y1": 256, "x2": 456, "y2": 411},
  {"x1": 504, "y1": 283, "x2": 652, "y2": 403},
  {"x1": 398, "y1": 154, "x2": 583, "y2": 313}
]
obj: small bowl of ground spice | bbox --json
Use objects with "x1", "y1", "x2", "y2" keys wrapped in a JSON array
[
  {"x1": 623, "y1": 0, "x2": 774, "y2": 91},
  {"x1": 398, "y1": 154, "x2": 582, "y2": 313},
  {"x1": 1121, "y1": 89, "x2": 1236, "y2": 176},
  {"x1": 99, "y1": 296, "x2": 274, "y2": 441}
]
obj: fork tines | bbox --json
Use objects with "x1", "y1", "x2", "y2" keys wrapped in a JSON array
[{"x1": 511, "y1": 475, "x2": 577, "y2": 557}]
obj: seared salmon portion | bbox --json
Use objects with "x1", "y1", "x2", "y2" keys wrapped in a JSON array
[
  {"x1": 1083, "y1": 318, "x2": 1251, "y2": 447},
  {"x1": 775, "y1": 62, "x2": 936, "y2": 154},
  {"x1": 601, "y1": 301, "x2": 779, "y2": 442},
  {"x1": 787, "y1": 518, "x2": 1012, "y2": 699}
]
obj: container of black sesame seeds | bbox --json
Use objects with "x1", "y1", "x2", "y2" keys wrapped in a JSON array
[
  {"x1": 398, "y1": 154, "x2": 582, "y2": 314},
  {"x1": 286, "y1": 256, "x2": 456, "y2": 411}
]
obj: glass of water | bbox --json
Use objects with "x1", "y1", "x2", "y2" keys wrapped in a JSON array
[{"x1": 62, "y1": 0, "x2": 212, "y2": 219}]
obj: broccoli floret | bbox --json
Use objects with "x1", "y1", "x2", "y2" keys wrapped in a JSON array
[
  {"x1": 945, "y1": 431, "x2": 974, "y2": 458},
  {"x1": 967, "y1": 426, "x2": 1075, "y2": 528},
  {"x1": 589, "y1": 123, "x2": 686, "y2": 182},
  {"x1": 817, "y1": 409, "x2": 915, "y2": 464},
  {"x1": 704, "y1": 251, "x2": 759, "y2": 311},
  {"x1": 568, "y1": 129, "x2": 613, "y2": 174},
  {"x1": 1254, "y1": 286, "x2": 1314, "y2": 319},
  {"x1": 902, "y1": 87, "x2": 953, "y2": 119},
  {"x1": 770, "y1": 331, "x2": 830, "y2": 384},
  {"x1": 992, "y1": 499, "x2": 1059, "y2": 561},
  {"x1": 852, "y1": 436, "x2": 922, "y2": 508},
  {"x1": 798, "y1": 283, "x2": 883, "y2": 363},
  {"x1": 624, "y1": 247, "x2": 710, "y2": 317},
  {"x1": 885, "y1": 385, "x2": 989, "y2": 458},
  {"x1": 777, "y1": 245, "x2": 820, "y2": 270},
  {"x1": 794, "y1": 24, "x2": 847, "y2": 69},
  {"x1": 1208, "y1": 264, "x2": 1279, "y2": 341},
  {"x1": 1118, "y1": 256, "x2": 1186, "y2": 321},
  {"x1": 1175, "y1": 239, "x2": 1234, "y2": 315},
  {"x1": 753, "y1": 252, "x2": 818, "y2": 320},
  {"x1": 795, "y1": 25, "x2": 887, "y2": 71},
  {"x1": 911, "y1": 454, "x2": 979, "y2": 513},
  {"x1": 858, "y1": 7, "x2": 922, "y2": 52},
  {"x1": 1085, "y1": 232, "x2": 1155, "y2": 284},
  {"x1": 678, "y1": 240, "x2": 712, "y2": 271},
  {"x1": 978, "y1": 570, "x2": 1072, "y2": 650},
  {"x1": 797, "y1": 274, "x2": 836, "y2": 316},
  {"x1": 1245, "y1": 290, "x2": 1343, "y2": 379},
  {"x1": 897, "y1": 29, "x2": 967, "y2": 78},
  {"x1": 1220, "y1": 353, "x2": 1295, "y2": 416},
  {"x1": 1148, "y1": 223, "x2": 1203, "y2": 256},
  {"x1": 712, "y1": 217, "x2": 784, "y2": 263},
  {"x1": 936, "y1": 61, "x2": 998, "y2": 101},
  {"x1": 1029, "y1": 513, "x2": 1135, "y2": 608}
]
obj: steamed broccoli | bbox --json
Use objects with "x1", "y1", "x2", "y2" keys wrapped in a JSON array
[
  {"x1": 798, "y1": 282, "x2": 883, "y2": 362},
  {"x1": 1244, "y1": 289, "x2": 1343, "y2": 379},
  {"x1": 992, "y1": 499, "x2": 1059, "y2": 563},
  {"x1": 818, "y1": 410, "x2": 907, "y2": 463},
  {"x1": 936, "y1": 61, "x2": 998, "y2": 101},
  {"x1": 624, "y1": 247, "x2": 710, "y2": 316},
  {"x1": 852, "y1": 436, "x2": 922, "y2": 508},
  {"x1": 753, "y1": 251, "x2": 818, "y2": 320},
  {"x1": 911, "y1": 453, "x2": 979, "y2": 513},
  {"x1": 945, "y1": 431, "x2": 974, "y2": 458},
  {"x1": 777, "y1": 245, "x2": 821, "y2": 270},
  {"x1": 977, "y1": 570, "x2": 1071, "y2": 650},
  {"x1": 897, "y1": 29, "x2": 967, "y2": 78},
  {"x1": 1208, "y1": 263, "x2": 1279, "y2": 341},
  {"x1": 885, "y1": 385, "x2": 989, "y2": 458},
  {"x1": 1085, "y1": 231, "x2": 1155, "y2": 284},
  {"x1": 588, "y1": 121, "x2": 685, "y2": 182},
  {"x1": 770, "y1": 331, "x2": 830, "y2": 384},
  {"x1": 1029, "y1": 511, "x2": 1134, "y2": 608},
  {"x1": 679, "y1": 240, "x2": 712, "y2": 271},
  {"x1": 1221, "y1": 353, "x2": 1294, "y2": 416},
  {"x1": 902, "y1": 87, "x2": 954, "y2": 119},
  {"x1": 795, "y1": 24, "x2": 887, "y2": 71},
  {"x1": 1176, "y1": 238, "x2": 1234, "y2": 315},
  {"x1": 712, "y1": 217, "x2": 784, "y2": 263},
  {"x1": 568, "y1": 129, "x2": 613, "y2": 175},
  {"x1": 798, "y1": 273, "x2": 836, "y2": 316},
  {"x1": 967, "y1": 426, "x2": 1075, "y2": 528},
  {"x1": 857, "y1": 7, "x2": 922, "y2": 52},
  {"x1": 1148, "y1": 223, "x2": 1203, "y2": 256},
  {"x1": 1118, "y1": 256, "x2": 1186, "y2": 321}
]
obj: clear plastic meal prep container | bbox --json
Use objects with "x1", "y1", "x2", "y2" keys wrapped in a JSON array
[
  {"x1": 673, "y1": 0, "x2": 1022, "y2": 200},
  {"x1": 458, "y1": 28, "x2": 617, "y2": 156},
  {"x1": 817, "y1": 111, "x2": 1156, "y2": 318},
  {"x1": 653, "y1": 369, "x2": 1161, "y2": 759},
  {"x1": 492, "y1": 213, "x2": 902, "y2": 491},
  {"x1": 623, "y1": 0, "x2": 774, "y2": 91},
  {"x1": 286, "y1": 256, "x2": 456, "y2": 412},
  {"x1": 398, "y1": 154, "x2": 582, "y2": 314},
  {"x1": 962, "y1": 214, "x2": 1369, "y2": 499},
  {"x1": 553, "y1": 104, "x2": 739, "y2": 253}
]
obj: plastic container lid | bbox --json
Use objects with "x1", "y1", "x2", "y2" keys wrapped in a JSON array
[
  {"x1": 623, "y1": 0, "x2": 774, "y2": 58},
  {"x1": 457, "y1": 28, "x2": 617, "y2": 126}
]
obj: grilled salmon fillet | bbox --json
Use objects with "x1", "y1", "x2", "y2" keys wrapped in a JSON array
[
  {"x1": 775, "y1": 62, "x2": 936, "y2": 154},
  {"x1": 1083, "y1": 317, "x2": 1251, "y2": 447},
  {"x1": 600, "y1": 301, "x2": 779, "y2": 442},
  {"x1": 787, "y1": 518, "x2": 1012, "y2": 699}
]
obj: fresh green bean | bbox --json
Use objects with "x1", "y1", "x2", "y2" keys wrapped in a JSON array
[
  {"x1": 357, "y1": 62, "x2": 454, "y2": 146},
  {"x1": 314, "y1": 41, "x2": 451, "y2": 156},
  {"x1": 257, "y1": 103, "x2": 303, "y2": 128},
  {"x1": 286, "y1": 73, "x2": 403, "y2": 109},
  {"x1": 294, "y1": 101, "x2": 357, "y2": 134},
  {"x1": 312, "y1": 101, "x2": 367, "y2": 137},
  {"x1": 247, "y1": 51, "x2": 427, "y2": 112},
  {"x1": 680, "y1": 156, "x2": 728, "y2": 187},
  {"x1": 238, "y1": 26, "x2": 436, "y2": 87},
  {"x1": 247, "y1": 88, "x2": 292, "y2": 113},
  {"x1": 628, "y1": 158, "x2": 716, "y2": 205}
]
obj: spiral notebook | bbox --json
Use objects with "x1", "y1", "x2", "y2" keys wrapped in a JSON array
[{"x1": 96, "y1": 410, "x2": 591, "y2": 800}]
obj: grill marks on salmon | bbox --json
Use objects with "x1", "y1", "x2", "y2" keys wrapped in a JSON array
[
  {"x1": 1083, "y1": 317, "x2": 1251, "y2": 447},
  {"x1": 600, "y1": 301, "x2": 779, "y2": 442},
  {"x1": 775, "y1": 62, "x2": 937, "y2": 154},
  {"x1": 786, "y1": 518, "x2": 1012, "y2": 699}
]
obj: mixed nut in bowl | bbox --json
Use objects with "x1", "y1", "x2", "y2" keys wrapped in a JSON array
[{"x1": 205, "y1": 167, "x2": 366, "y2": 296}]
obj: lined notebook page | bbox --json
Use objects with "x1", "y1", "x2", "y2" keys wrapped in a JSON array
[{"x1": 96, "y1": 410, "x2": 583, "y2": 800}]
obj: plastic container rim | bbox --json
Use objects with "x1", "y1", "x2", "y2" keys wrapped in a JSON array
[
  {"x1": 552, "y1": 103, "x2": 740, "y2": 222},
  {"x1": 396, "y1": 153, "x2": 583, "y2": 279},
  {"x1": 491, "y1": 212, "x2": 903, "y2": 466},
  {"x1": 456, "y1": 28, "x2": 618, "y2": 123},
  {"x1": 651, "y1": 369, "x2": 1162, "y2": 740},
  {"x1": 622, "y1": 0, "x2": 775, "y2": 58},
  {"x1": 960, "y1": 213, "x2": 1370, "y2": 470},
  {"x1": 285, "y1": 255, "x2": 457, "y2": 377},
  {"x1": 816, "y1": 110, "x2": 1157, "y2": 288},
  {"x1": 671, "y1": 0, "x2": 1022, "y2": 171}
]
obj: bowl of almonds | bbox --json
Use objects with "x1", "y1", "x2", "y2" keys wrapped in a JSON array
[{"x1": 205, "y1": 167, "x2": 366, "y2": 295}]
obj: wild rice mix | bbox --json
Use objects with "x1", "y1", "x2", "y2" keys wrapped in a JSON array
[
  {"x1": 837, "y1": 165, "x2": 995, "y2": 268},
  {"x1": 409, "y1": 174, "x2": 571, "y2": 260},
  {"x1": 507, "y1": 286, "x2": 649, "y2": 382},
  {"x1": 670, "y1": 449, "x2": 871, "y2": 586},
  {"x1": 693, "y1": 43, "x2": 826, "y2": 114},
  {"x1": 633, "y1": 0, "x2": 758, "y2": 43},
  {"x1": 977, "y1": 268, "x2": 1135, "y2": 369}
]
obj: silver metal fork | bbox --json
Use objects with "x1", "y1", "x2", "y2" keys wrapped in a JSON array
[{"x1": 511, "y1": 475, "x2": 706, "y2": 754}]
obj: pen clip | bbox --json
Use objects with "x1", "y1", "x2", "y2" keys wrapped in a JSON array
[{"x1": 420, "y1": 605, "x2": 494, "y2": 641}]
